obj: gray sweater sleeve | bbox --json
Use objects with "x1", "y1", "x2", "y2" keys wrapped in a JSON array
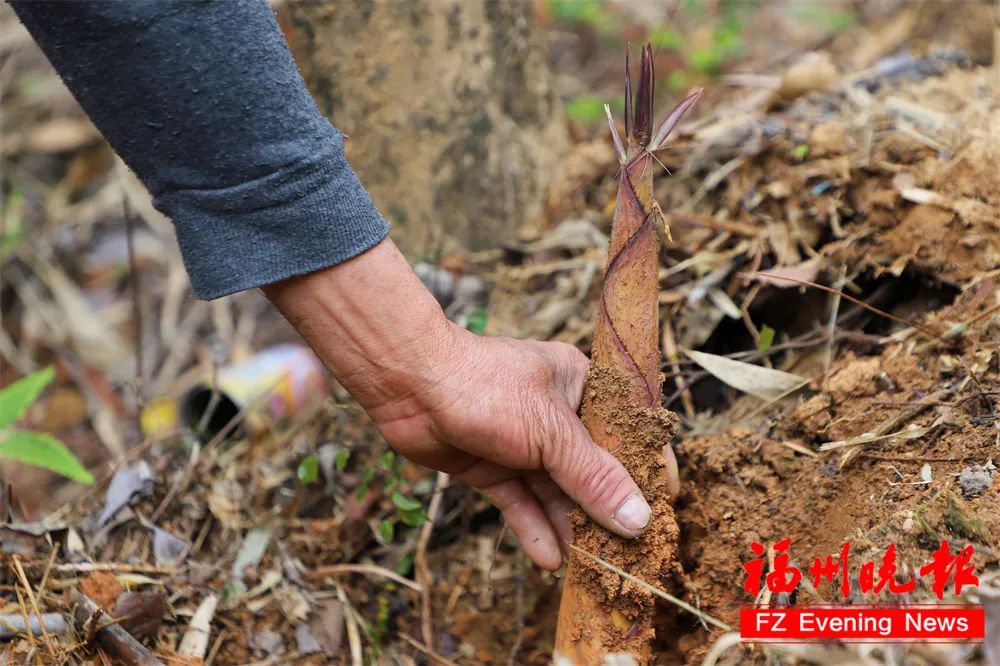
[{"x1": 11, "y1": 0, "x2": 390, "y2": 299}]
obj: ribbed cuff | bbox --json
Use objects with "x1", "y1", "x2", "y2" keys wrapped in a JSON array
[{"x1": 157, "y1": 145, "x2": 391, "y2": 300}]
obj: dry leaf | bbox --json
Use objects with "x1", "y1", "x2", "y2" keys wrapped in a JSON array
[
  {"x1": 750, "y1": 258, "x2": 822, "y2": 288},
  {"x1": 308, "y1": 598, "x2": 345, "y2": 656},
  {"x1": 707, "y1": 287, "x2": 741, "y2": 319},
  {"x1": 819, "y1": 425, "x2": 931, "y2": 451},
  {"x1": 24, "y1": 117, "x2": 100, "y2": 153},
  {"x1": 684, "y1": 349, "x2": 808, "y2": 401},
  {"x1": 98, "y1": 461, "x2": 154, "y2": 526},
  {"x1": 250, "y1": 629, "x2": 286, "y2": 657},
  {"x1": 115, "y1": 591, "x2": 167, "y2": 640},
  {"x1": 149, "y1": 524, "x2": 189, "y2": 566},
  {"x1": 295, "y1": 622, "x2": 322, "y2": 655},
  {"x1": 231, "y1": 522, "x2": 273, "y2": 594}
]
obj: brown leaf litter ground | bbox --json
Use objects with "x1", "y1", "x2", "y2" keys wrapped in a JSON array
[{"x1": 0, "y1": 1, "x2": 998, "y2": 664}]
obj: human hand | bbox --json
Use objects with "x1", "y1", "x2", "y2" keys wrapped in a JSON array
[
  {"x1": 368, "y1": 330, "x2": 658, "y2": 570},
  {"x1": 263, "y1": 239, "x2": 675, "y2": 570}
]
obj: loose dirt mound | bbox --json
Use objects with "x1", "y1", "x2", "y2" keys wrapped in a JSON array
[{"x1": 675, "y1": 282, "x2": 999, "y2": 663}]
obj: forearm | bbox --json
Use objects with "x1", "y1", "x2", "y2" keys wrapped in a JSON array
[{"x1": 261, "y1": 238, "x2": 459, "y2": 419}]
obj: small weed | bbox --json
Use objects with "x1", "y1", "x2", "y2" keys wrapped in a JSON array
[
  {"x1": 348, "y1": 449, "x2": 428, "y2": 543},
  {"x1": 547, "y1": 0, "x2": 605, "y2": 24},
  {"x1": 945, "y1": 500, "x2": 986, "y2": 542},
  {"x1": 297, "y1": 453, "x2": 319, "y2": 484},
  {"x1": 0, "y1": 367, "x2": 93, "y2": 484},
  {"x1": 334, "y1": 447, "x2": 350, "y2": 471},
  {"x1": 758, "y1": 325, "x2": 776, "y2": 353}
]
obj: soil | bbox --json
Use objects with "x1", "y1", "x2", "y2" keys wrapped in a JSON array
[{"x1": 672, "y1": 283, "x2": 999, "y2": 663}]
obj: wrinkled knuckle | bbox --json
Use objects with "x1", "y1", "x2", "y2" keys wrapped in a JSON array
[
  {"x1": 579, "y1": 464, "x2": 632, "y2": 507},
  {"x1": 531, "y1": 400, "x2": 571, "y2": 461}
]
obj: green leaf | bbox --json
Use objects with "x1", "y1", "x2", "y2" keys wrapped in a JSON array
[
  {"x1": 0, "y1": 187, "x2": 24, "y2": 261},
  {"x1": 379, "y1": 451, "x2": 395, "y2": 471},
  {"x1": 396, "y1": 552, "x2": 415, "y2": 576},
  {"x1": 792, "y1": 144, "x2": 810, "y2": 160},
  {"x1": 689, "y1": 46, "x2": 724, "y2": 75},
  {"x1": 565, "y1": 96, "x2": 609, "y2": 124},
  {"x1": 758, "y1": 325, "x2": 776, "y2": 353},
  {"x1": 356, "y1": 481, "x2": 369, "y2": 502},
  {"x1": 0, "y1": 367, "x2": 55, "y2": 430},
  {"x1": 465, "y1": 308, "x2": 488, "y2": 335},
  {"x1": 378, "y1": 518, "x2": 394, "y2": 543},
  {"x1": 0, "y1": 430, "x2": 93, "y2": 484},
  {"x1": 649, "y1": 27, "x2": 684, "y2": 51},
  {"x1": 0, "y1": 227, "x2": 25, "y2": 262},
  {"x1": 391, "y1": 492, "x2": 421, "y2": 512},
  {"x1": 547, "y1": 0, "x2": 604, "y2": 23},
  {"x1": 334, "y1": 448, "x2": 350, "y2": 472},
  {"x1": 398, "y1": 507, "x2": 427, "y2": 527},
  {"x1": 297, "y1": 454, "x2": 319, "y2": 484},
  {"x1": 221, "y1": 580, "x2": 238, "y2": 602}
]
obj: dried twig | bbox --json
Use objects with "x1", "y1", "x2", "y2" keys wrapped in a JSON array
[
  {"x1": 568, "y1": 544, "x2": 731, "y2": 632},
  {"x1": 399, "y1": 634, "x2": 461, "y2": 666},
  {"x1": 178, "y1": 593, "x2": 217, "y2": 661},
  {"x1": 305, "y1": 563, "x2": 422, "y2": 593},
  {"x1": 122, "y1": 196, "x2": 146, "y2": 403},
  {"x1": 507, "y1": 551, "x2": 526, "y2": 666},
  {"x1": 0, "y1": 613, "x2": 66, "y2": 640},
  {"x1": 23, "y1": 562, "x2": 179, "y2": 576},
  {"x1": 662, "y1": 317, "x2": 695, "y2": 420},
  {"x1": 334, "y1": 584, "x2": 363, "y2": 666},
  {"x1": 415, "y1": 471, "x2": 449, "y2": 647},
  {"x1": 11, "y1": 555, "x2": 56, "y2": 656}
]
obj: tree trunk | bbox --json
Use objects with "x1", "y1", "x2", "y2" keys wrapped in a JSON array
[{"x1": 282, "y1": 0, "x2": 567, "y2": 257}]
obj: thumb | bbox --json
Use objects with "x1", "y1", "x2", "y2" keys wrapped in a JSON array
[{"x1": 541, "y1": 405, "x2": 650, "y2": 539}]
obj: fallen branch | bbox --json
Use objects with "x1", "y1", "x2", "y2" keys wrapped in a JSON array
[
  {"x1": 0, "y1": 613, "x2": 66, "y2": 640},
  {"x1": 72, "y1": 593, "x2": 165, "y2": 666}
]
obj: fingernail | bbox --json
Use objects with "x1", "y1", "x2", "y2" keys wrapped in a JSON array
[{"x1": 614, "y1": 495, "x2": 651, "y2": 533}]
